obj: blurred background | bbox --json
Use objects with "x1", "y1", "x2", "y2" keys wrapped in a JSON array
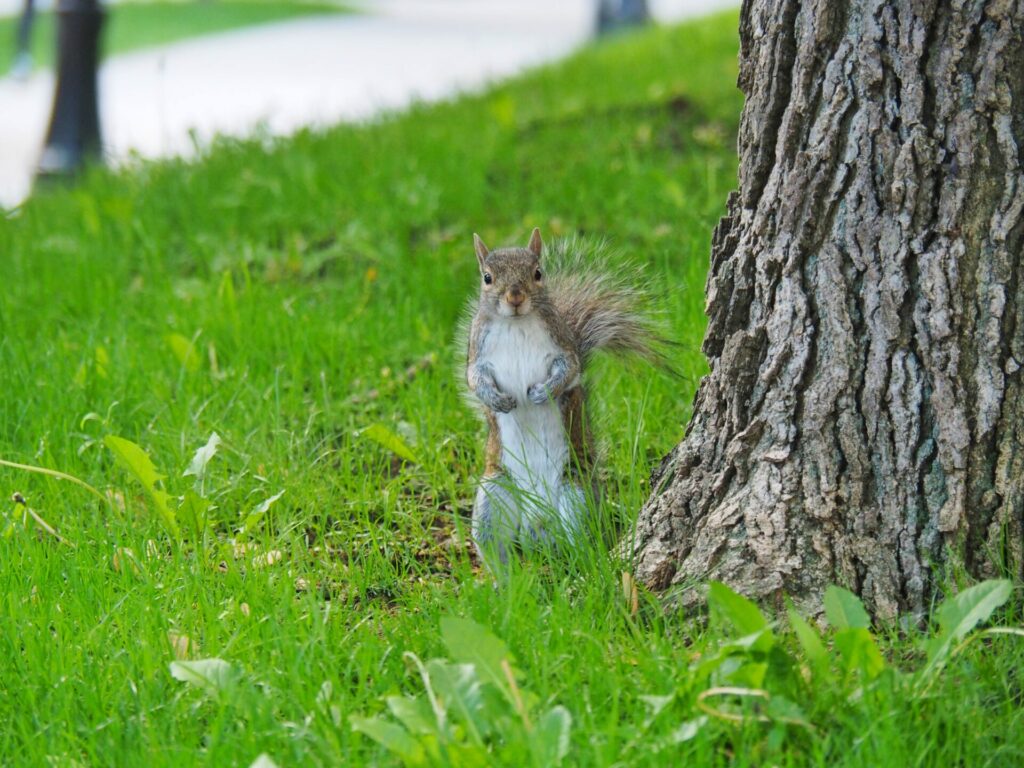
[{"x1": 0, "y1": 0, "x2": 737, "y2": 209}]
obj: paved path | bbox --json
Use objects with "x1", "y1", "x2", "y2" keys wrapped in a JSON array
[{"x1": 0, "y1": 0, "x2": 737, "y2": 208}]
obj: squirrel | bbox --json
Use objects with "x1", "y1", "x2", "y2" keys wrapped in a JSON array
[{"x1": 463, "y1": 227, "x2": 670, "y2": 567}]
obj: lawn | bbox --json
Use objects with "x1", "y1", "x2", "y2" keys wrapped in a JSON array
[
  {"x1": 2, "y1": 10, "x2": 1022, "y2": 767},
  {"x1": 1, "y1": 0, "x2": 346, "y2": 73}
]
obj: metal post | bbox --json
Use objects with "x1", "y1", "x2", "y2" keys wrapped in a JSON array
[
  {"x1": 37, "y1": 0, "x2": 105, "y2": 180},
  {"x1": 596, "y1": 0, "x2": 650, "y2": 36}
]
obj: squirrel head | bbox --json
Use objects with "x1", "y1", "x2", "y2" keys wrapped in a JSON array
[{"x1": 473, "y1": 228, "x2": 545, "y2": 318}]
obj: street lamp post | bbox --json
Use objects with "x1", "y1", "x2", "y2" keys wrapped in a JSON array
[{"x1": 37, "y1": 0, "x2": 105, "y2": 180}]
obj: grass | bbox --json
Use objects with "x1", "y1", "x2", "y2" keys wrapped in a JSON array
[
  {"x1": 1, "y1": 9, "x2": 1023, "y2": 767},
  {"x1": 1, "y1": 0, "x2": 346, "y2": 72}
]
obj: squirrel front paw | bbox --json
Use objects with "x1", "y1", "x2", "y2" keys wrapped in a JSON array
[
  {"x1": 527, "y1": 383, "x2": 552, "y2": 405},
  {"x1": 480, "y1": 390, "x2": 517, "y2": 413},
  {"x1": 494, "y1": 392, "x2": 517, "y2": 413}
]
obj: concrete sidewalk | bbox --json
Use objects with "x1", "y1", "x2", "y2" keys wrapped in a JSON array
[{"x1": 0, "y1": 0, "x2": 738, "y2": 208}]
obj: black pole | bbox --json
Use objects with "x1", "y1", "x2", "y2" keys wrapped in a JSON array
[{"x1": 37, "y1": 0, "x2": 105, "y2": 180}]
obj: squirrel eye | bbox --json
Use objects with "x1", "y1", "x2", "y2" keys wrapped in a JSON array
[
  {"x1": 483, "y1": 273, "x2": 493, "y2": 285},
  {"x1": 534, "y1": 269, "x2": 542, "y2": 281}
]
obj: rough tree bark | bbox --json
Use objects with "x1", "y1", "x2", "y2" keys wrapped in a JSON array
[{"x1": 631, "y1": 0, "x2": 1024, "y2": 620}]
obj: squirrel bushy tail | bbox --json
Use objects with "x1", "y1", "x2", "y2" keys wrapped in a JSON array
[{"x1": 545, "y1": 237, "x2": 675, "y2": 369}]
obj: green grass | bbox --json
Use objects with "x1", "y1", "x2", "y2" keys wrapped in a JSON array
[
  {"x1": 1, "y1": 0, "x2": 346, "y2": 72},
  {"x1": 1, "y1": 10, "x2": 1023, "y2": 767}
]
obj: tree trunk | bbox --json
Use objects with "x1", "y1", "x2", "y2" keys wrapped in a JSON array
[{"x1": 631, "y1": 0, "x2": 1024, "y2": 620}]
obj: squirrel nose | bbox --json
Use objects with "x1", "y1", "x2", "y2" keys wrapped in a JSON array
[{"x1": 506, "y1": 289, "x2": 526, "y2": 307}]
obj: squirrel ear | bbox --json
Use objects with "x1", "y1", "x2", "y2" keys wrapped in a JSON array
[
  {"x1": 473, "y1": 233, "x2": 489, "y2": 271},
  {"x1": 527, "y1": 227, "x2": 543, "y2": 258}
]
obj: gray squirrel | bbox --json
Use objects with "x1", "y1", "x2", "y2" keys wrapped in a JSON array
[{"x1": 463, "y1": 228, "x2": 670, "y2": 567}]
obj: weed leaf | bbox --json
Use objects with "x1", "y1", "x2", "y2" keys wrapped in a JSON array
[
  {"x1": 104, "y1": 435, "x2": 178, "y2": 536},
  {"x1": 350, "y1": 715, "x2": 426, "y2": 765},
  {"x1": 426, "y1": 660, "x2": 489, "y2": 745},
  {"x1": 833, "y1": 628, "x2": 885, "y2": 679},
  {"x1": 727, "y1": 661, "x2": 768, "y2": 689},
  {"x1": 823, "y1": 586, "x2": 870, "y2": 630},
  {"x1": 362, "y1": 423, "x2": 420, "y2": 464},
  {"x1": 787, "y1": 605, "x2": 828, "y2": 673},
  {"x1": 668, "y1": 716, "x2": 707, "y2": 744},
  {"x1": 935, "y1": 579, "x2": 1013, "y2": 646},
  {"x1": 169, "y1": 658, "x2": 236, "y2": 694},
  {"x1": 386, "y1": 696, "x2": 436, "y2": 737},
  {"x1": 765, "y1": 695, "x2": 813, "y2": 729},
  {"x1": 183, "y1": 432, "x2": 222, "y2": 482},
  {"x1": 178, "y1": 490, "x2": 211, "y2": 536},
  {"x1": 165, "y1": 332, "x2": 200, "y2": 373},
  {"x1": 923, "y1": 579, "x2": 1013, "y2": 679},
  {"x1": 240, "y1": 489, "x2": 286, "y2": 535},
  {"x1": 252, "y1": 489, "x2": 286, "y2": 517},
  {"x1": 532, "y1": 705, "x2": 572, "y2": 766},
  {"x1": 440, "y1": 617, "x2": 515, "y2": 704},
  {"x1": 709, "y1": 581, "x2": 768, "y2": 635},
  {"x1": 105, "y1": 435, "x2": 162, "y2": 489}
]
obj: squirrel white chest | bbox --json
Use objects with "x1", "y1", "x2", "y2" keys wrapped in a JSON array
[
  {"x1": 481, "y1": 314, "x2": 559, "y2": 400},
  {"x1": 479, "y1": 314, "x2": 567, "y2": 497}
]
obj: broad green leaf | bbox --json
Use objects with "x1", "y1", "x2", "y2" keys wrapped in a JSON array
[
  {"x1": 169, "y1": 658, "x2": 236, "y2": 694},
  {"x1": 923, "y1": 579, "x2": 1013, "y2": 677},
  {"x1": 531, "y1": 705, "x2": 571, "y2": 767},
  {"x1": 183, "y1": 432, "x2": 221, "y2": 481},
  {"x1": 104, "y1": 435, "x2": 178, "y2": 536},
  {"x1": 787, "y1": 605, "x2": 828, "y2": 671},
  {"x1": 934, "y1": 579, "x2": 1013, "y2": 647},
  {"x1": 386, "y1": 695, "x2": 436, "y2": 737},
  {"x1": 165, "y1": 332, "x2": 200, "y2": 373},
  {"x1": 362, "y1": 423, "x2": 420, "y2": 464},
  {"x1": 350, "y1": 715, "x2": 425, "y2": 765},
  {"x1": 700, "y1": 652, "x2": 744, "y2": 684},
  {"x1": 440, "y1": 617, "x2": 515, "y2": 704},
  {"x1": 833, "y1": 628, "x2": 886, "y2": 679},
  {"x1": 709, "y1": 581, "x2": 769, "y2": 636},
  {"x1": 105, "y1": 435, "x2": 163, "y2": 488},
  {"x1": 722, "y1": 629, "x2": 775, "y2": 654},
  {"x1": 252, "y1": 489, "x2": 286, "y2": 515},
  {"x1": 765, "y1": 695, "x2": 812, "y2": 729},
  {"x1": 240, "y1": 490, "x2": 286, "y2": 535},
  {"x1": 823, "y1": 586, "x2": 871, "y2": 630},
  {"x1": 440, "y1": 744, "x2": 490, "y2": 767},
  {"x1": 403, "y1": 651, "x2": 449, "y2": 737},
  {"x1": 668, "y1": 716, "x2": 707, "y2": 744},
  {"x1": 178, "y1": 490, "x2": 211, "y2": 535},
  {"x1": 727, "y1": 661, "x2": 768, "y2": 689},
  {"x1": 694, "y1": 629, "x2": 774, "y2": 680},
  {"x1": 426, "y1": 660, "x2": 489, "y2": 745}
]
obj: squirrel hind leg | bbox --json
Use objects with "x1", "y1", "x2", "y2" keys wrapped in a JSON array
[
  {"x1": 519, "y1": 482, "x2": 589, "y2": 550},
  {"x1": 555, "y1": 482, "x2": 589, "y2": 545},
  {"x1": 472, "y1": 479, "x2": 519, "y2": 569}
]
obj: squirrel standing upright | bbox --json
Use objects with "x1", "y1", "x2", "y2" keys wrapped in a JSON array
[{"x1": 464, "y1": 227, "x2": 669, "y2": 566}]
